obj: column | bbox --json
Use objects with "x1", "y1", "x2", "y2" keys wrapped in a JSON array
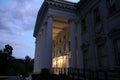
[
  {"x1": 33, "y1": 36, "x2": 41, "y2": 73},
  {"x1": 70, "y1": 19, "x2": 76, "y2": 68},
  {"x1": 45, "y1": 15, "x2": 53, "y2": 70},
  {"x1": 77, "y1": 22, "x2": 84, "y2": 69}
]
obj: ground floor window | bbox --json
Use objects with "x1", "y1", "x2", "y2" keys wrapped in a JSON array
[
  {"x1": 52, "y1": 55, "x2": 69, "y2": 74},
  {"x1": 113, "y1": 39, "x2": 120, "y2": 66},
  {"x1": 97, "y1": 44, "x2": 107, "y2": 68},
  {"x1": 52, "y1": 55, "x2": 69, "y2": 68},
  {"x1": 83, "y1": 50, "x2": 89, "y2": 69}
]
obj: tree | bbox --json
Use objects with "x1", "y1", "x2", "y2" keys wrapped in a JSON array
[
  {"x1": 24, "y1": 56, "x2": 34, "y2": 77},
  {"x1": 4, "y1": 44, "x2": 13, "y2": 55},
  {"x1": 0, "y1": 44, "x2": 15, "y2": 75},
  {"x1": 25, "y1": 56, "x2": 31, "y2": 62},
  {"x1": 0, "y1": 44, "x2": 34, "y2": 76},
  {"x1": 12, "y1": 59, "x2": 26, "y2": 76}
]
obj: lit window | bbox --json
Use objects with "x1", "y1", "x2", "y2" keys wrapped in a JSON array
[{"x1": 52, "y1": 56, "x2": 68, "y2": 68}]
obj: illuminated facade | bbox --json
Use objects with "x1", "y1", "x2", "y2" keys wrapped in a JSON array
[
  {"x1": 33, "y1": 0, "x2": 120, "y2": 73},
  {"x1": 52, "y1": 28, "x2": 70, "y2": 68}
]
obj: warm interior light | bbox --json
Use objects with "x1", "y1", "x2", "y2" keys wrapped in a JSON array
[{"x1": 52, "y1": 55, "x2": 68, "y2": 68}]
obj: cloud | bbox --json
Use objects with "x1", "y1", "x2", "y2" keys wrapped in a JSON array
[
  {"x1": 0, "y1": 11, "x2": 13, "y2": 34},
  {"x1": 0, "y1": 0, "x2": 43, "y2": 58},
  {"x1": 16, "y1": 0, "x2": 42, "y2": 31},
  {"x1": 0, "y1": 0, "x2": 39, "y2": 34}
]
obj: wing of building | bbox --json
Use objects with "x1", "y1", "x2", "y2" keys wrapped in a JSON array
[{"x1": 33, "y1": 0, "x2": 120, "y2": 75}]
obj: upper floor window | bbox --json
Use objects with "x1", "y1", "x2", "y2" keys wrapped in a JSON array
[
  {"x1": 64, "y1": 44, "x2": 66, "y2": 52},
  {"x1": 94, "y1": 7, "x2": 101, "y2": 23},
  {"x1": 64, "y1": 35, "x2": 66, "y2": 40},
  {"x1": 59, "y1": 47, "x2": 61, "y2": 54},
  {"x1": 56, "y1": 42, "x2": 57, "y2": 45},
  {"x1": 81, "y1": 18, "x2": 87, "y2": 33},
  {"x1": 106, "y1": 0, "x2": 117, "y2": 14},
  {"x1": 69, "y1": 41, "x2": 71, "y2": 51},
  {"x1": 59, "y1": 39, "x2": 61, "y2": 43}
]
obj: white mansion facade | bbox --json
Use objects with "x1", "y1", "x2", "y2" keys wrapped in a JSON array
[{"x1": 33, "y1": 0, "x2": 120, "y2": 73}]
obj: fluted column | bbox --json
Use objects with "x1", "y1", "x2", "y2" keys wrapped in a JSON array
[
  {"x1": 45, "y1": 15, "x2": 53, "y2": 69},
  {"x1": 69, "y1": 19, "x2": 76, "y2": 68},
  {"x1": 77, "y1": 22, "x2": 84, "y2": 69}
]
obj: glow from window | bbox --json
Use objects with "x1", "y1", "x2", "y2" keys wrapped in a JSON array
[{"x1": 52, "y1": 55, "x2": 68, "y2": 68}]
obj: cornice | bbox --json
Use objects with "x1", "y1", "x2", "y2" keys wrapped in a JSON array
[
  {"x1": 33, "y1": 1, "x2": 47, "y2": 37},
  {"x1": 77, "y1": 0, "x2": 98, "y2": 13},
  {"x1": 33, "y1": 0, "x2": 77, "y2": 37},
  {"x1": 46, "y1": 0, "x2": 77, "y2": 10}
]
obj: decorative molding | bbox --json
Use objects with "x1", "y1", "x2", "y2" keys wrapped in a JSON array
[
  {"x1": 77, "y1": 0, "x2": 97, "y2": 13},
  {"x1": 95, "y1": 23, "x2": 106, "y2": 46},
  {"x1": 46, "y1": 0, "x2": 76, "y2": 10},
  {"x1": 95, "y1": 23, "x2": 104, "y2": 34}
]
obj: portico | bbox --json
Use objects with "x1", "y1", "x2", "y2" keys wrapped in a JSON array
[{"x1": 33, "y1": 0, "x2": 77, "y2": 73}]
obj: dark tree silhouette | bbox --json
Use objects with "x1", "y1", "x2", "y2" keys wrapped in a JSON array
[
  {"x1": 4, "y1": 44, "x2": 13, "y2": 55},
  {"x1": 24, "y1": 56, "x2": 34, "y2": 77},
  {"x1": 0, "y1": 44, "x2": 34, "y2": 76},
  {"x1": 12, "y1": 59, "x2": 26, "y2": 76},
  {"x1": 0, "y1": 45, "x2": 15, "y2": 75}
]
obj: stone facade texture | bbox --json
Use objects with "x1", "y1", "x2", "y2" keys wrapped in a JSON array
[{"x1": 33, "y1": 0, "x2": 120, "y2": 73}]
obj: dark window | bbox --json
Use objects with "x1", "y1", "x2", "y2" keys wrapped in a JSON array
[
  {"x1": 64, "y1": 35, "x2": 66, "y2": 40},
  {"x1": 83, "y1": 50, "x2": 88, "y2": 69},
  {"x1": 57, "y1": 49, "x2": 58, "y2": 56},
  {"x1": 59, "y1": 48, "x2": 61, "y2": 54},
  {"x1": 69, "y1": 41, "x2": 71, "y2": 51},
  {"x1": 106, "y1": 0, "x2": 116, "y2": 14},
  {"x1": 97, "y1": 45, "x2": 107, "y2": 67},
  {"x1": 113, "y1": 39, "x2": 120, "y2": 66},
  {"x1": 81, "y1": 19, "x2": 87, "y2": 33},
  {"x1": 55, "y1": 50, "x2": 56, "y2": 56},
  {"x1": 94, "y1": 7, "x2": 100, "y2": 23},
  {"x1": 59, "y1": 39, "x2": 61, "y2": 43},
  {"x1": 64, "y1": 44, "x2": 66, "y2": 52}
]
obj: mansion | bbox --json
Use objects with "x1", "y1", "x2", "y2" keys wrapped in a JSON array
[{"x1": 33, "y1": 0, "x2": 120, "y2": 74}]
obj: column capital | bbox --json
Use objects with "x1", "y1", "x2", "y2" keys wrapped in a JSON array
[
  {"x1": 47, "y1": 15, "x2": 53, "y2": 24},
  {"x1": 68, "y1": 18, "x2": 77, "y2": 24},
  {"x1": 47, "y1": 15, "x2": 53, "y2": 19},
  {"x1": 35, "y1": 38, "x2": 39, "y2": 44}
]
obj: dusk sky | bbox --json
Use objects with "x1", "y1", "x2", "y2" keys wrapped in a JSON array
[{"x1": 0, "y1": 0, "x2": 79, "y2": 59}]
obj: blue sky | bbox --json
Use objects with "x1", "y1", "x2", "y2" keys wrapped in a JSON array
[{"x1": 0, "y1": 0, "x2": 79, "y2": 59}]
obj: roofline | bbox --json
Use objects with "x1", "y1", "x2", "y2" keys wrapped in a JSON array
[
  {"x1": 33, "y1": 1, "x2": 47, "y2": 37},
  {"x1": 33, "y1": 0, "x2": 77, "y2": 37}
]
